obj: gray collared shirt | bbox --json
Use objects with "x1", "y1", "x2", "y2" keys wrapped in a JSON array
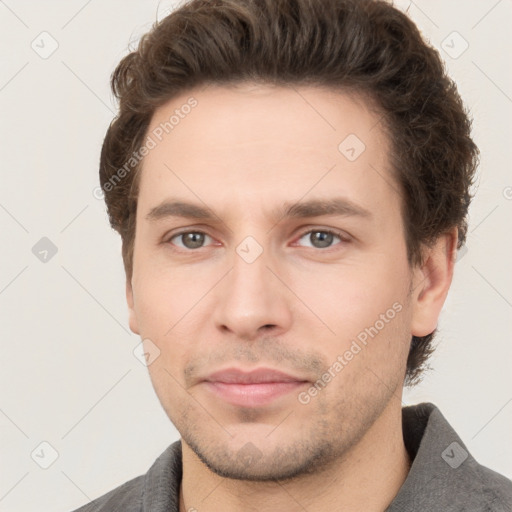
[{"x1": 72, "y1": 403, "x2": 512, "y2": 511}]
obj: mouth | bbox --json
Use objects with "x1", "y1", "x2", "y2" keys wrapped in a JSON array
[{"x1": 202, "y1": 368, "x2": 309, "y2": 407}]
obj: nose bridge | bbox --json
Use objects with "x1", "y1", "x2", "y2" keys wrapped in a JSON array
[
  {"x1": 229, "y1": 240, "x2": 274, "y2": 306},
  {"x1": 212, "y1": 236, "x2": 292, "y2": 337}
]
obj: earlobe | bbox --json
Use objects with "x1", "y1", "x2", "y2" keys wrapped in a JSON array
[
  {"x1": 126, "y1": 279, "x2": 140, "y2": 335},
  {"x1": 410, "y1": 229, "x2": 458, "y2": 337}
]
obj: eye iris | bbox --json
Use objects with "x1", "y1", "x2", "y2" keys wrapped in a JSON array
[
  {"x1": 182, "y1": 232, "x2": 205, "y2": 249},
  {"x1": 310, "y1": 231, "x2": 333, "y2": 248}
]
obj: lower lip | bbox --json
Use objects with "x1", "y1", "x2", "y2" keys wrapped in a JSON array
[{"x1": 204, "y1": 381, "x2": 307, "y2": 407}]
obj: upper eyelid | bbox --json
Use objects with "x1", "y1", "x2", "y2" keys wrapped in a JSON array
[
  {"x1": 297, "y1": 228, "x2": 347, "y2": 239},
  {"x1": 165, "y1": 226, "x2": 214, "y2": 241},
  {"x1": 293, "y1": 228, "x2": 349, "y2": 247},
  {"x1": 167, "y1": 230, "x2": 215, "y2": 245}
]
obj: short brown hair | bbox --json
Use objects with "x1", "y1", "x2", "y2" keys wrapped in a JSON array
[{"x1": 99, "y1": 0, "x2": 478, "y2": 384}]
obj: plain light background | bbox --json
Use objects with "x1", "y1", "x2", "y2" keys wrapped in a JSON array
[{"x1": 0, "y1": 1, "x2": 511, "y2": 511}]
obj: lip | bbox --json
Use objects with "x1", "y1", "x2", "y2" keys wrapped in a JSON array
[
  {"x1": 202, "y1": 368, "x2": 309, "y2": 407},
  {"x1": 206, "y1": 368, "x2": 305, "y2": 384}
]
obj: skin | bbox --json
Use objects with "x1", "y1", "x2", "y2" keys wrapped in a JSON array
[{"x1": 126, "y1": 83, "x2": 457, "y2": 511}]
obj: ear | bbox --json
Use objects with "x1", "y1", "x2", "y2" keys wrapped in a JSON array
[
  {"x1": 410, "y1": 228, "x2": 458, "y2": 337},
  {"x1": 126, "y1": 278, "x2": 140, "y2": 335}
]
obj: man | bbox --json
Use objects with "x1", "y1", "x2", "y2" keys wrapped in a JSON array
[{"x1": 73, "y1": 0, "x2": 512, "y2": 510}]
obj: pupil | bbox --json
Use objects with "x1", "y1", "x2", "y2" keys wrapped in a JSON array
[
  {"x1": 311, "y1": 231, "x2": 333, "y2": 248},
  {"x1": 184, "y1": 233, "x2": 204, "y2": 249}
]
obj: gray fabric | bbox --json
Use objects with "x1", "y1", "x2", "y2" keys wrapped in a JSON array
[
  {"x1": 71, "y1": 403, "x2": 512, "y2": 511},
  {"x1": 386, "y1": 403, "x2": 512, "y2": 511}
]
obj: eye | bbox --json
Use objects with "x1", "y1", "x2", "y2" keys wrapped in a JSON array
[
  {"x1": 295, "y1": 229, "x2": 346, "y2": 249},
  {"x1": 169, "y1": 231, "x2": 213, "y2": 250}
]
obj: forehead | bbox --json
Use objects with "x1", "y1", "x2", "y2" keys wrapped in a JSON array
[{"x1": 137, "y1": 83, "x2": 396, "y2": 219}]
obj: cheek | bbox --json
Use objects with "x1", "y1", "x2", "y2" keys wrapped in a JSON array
[
  {"x1": 132, "y1": 256, "x2": 205, "y2": 337},
  {"x1": 287, "y1": 254, "x2": 413, "y2": 391},
  {"x1": 290, "y1": 253, "x2": 411, "y2": 345},
  {"x1": 131, "y1": 262, "x2": 218, "y2": 379},
  {"x1": 132, "y1": 280, "x2": 173, "y2": 339}
]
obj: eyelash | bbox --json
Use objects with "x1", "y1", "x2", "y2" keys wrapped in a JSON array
[
  {"x1": 294, "y1": 228, "x2": 350, "y2": 248},
  {"x1": 166, "y1": 228, "x2": 350, "y2": 251}
]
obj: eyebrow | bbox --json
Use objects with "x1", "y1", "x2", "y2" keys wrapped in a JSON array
[
  {"x1": 145, "y1": 197, "x2": 372, "y2": 222},
  {"x1": 280, "y1": 198, "x2": 372, "y2": 220},
  {"x1": 146, "y1": 201, "x2": 216, "y2": 221}
]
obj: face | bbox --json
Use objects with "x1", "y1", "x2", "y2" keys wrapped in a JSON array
[{"x1": 127, "y1": 83, "x2": 434, "y2": 481}]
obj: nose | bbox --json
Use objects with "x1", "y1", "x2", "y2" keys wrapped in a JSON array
[{"x1": 212, "y1": 246, "x2": 293, "y2": 341}]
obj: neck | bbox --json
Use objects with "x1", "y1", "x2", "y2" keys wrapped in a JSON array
[{"x1": 179, "y1": 400, "x2": 410, "y2": 512}]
